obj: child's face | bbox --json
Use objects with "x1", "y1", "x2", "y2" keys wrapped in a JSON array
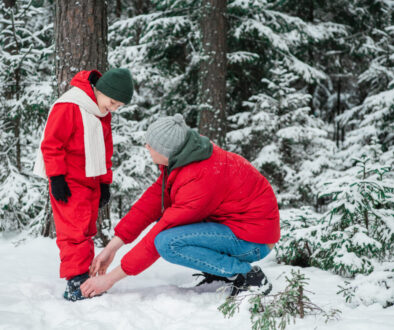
[
  {"x1": 95, "y1": 89, "x2": 125, "y2": 114},
  {"x1": 145, "y1": 144, "x2": 169, "y2": 166}
]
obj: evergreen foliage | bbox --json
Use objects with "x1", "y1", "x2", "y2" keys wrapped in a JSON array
[
  {"x1": 337, "y1": 262, "x2": 394, "y2": 308},
  {"x1": 227, "y1": 62, "x2": 335, "y2": 207},
  {"x1": 0, "y1": 0, "x2": 53, "y2": 232},
  {"x1": 219, "y1": 269, "x2": 341, "y2": 330},
  {"x1": 276, "y1": 154, "x2": 393, "y2": 306},
  {"x1": 275, "y1": 207, "x2": 320, "y2": 268},
  {"x1": 314, "y1": 154, "x2": 393, "y2": 277}
]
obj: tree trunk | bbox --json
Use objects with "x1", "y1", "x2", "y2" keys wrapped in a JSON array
[
  {"x1": 4, "y1": 1, "x2": 22, "y2": 172},
  {"x1": 55, "y1": 0, "x2": 108, "y2": 94},
  {"x1": 115, "y1": 0, "x2": 121, "y2": 17},
  {"x1": 198, "y1": 0, "x2": 227, "y2": 147},
  {"x1": 335, "y1": 78, "x2": 341, "y2": 147},
  {"x1": 307, "y1": 0, "x2": 315, "y2": 115},
  {"x1": 95, "y1": 204, "x2": 111, "y2": 247},
  {"x1": 41, "y1": 193, "x2": 56, "y2": 237},
  {"x1": 15, "y1": 64, "x2": 21, "y2": 172},
  {"x1": 43, "y1": 0, "x2": 109, "y2": 238},
  {"x1": 3, "y1": 0, "x2": 16, "y2": 8}
]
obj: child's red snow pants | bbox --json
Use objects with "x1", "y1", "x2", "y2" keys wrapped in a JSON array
[{"x1": 50, "y1": 179, "x2": 100, "y2": 279}]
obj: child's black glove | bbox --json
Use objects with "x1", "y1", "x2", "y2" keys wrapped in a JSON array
[
  {"x1": 99, "y1": 183, "x2": 110, "y2": 208},
  {"x1": 50, "y1": 175, "x2": 71, "y2": 203}
]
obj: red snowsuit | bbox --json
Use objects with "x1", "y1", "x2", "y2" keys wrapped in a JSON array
[
  {"x1": 115, "y1": 142, "x2": 280, "y2": 276},
  {"x1": 41, "y1": 70, "x2": 113, "y2": 279}
]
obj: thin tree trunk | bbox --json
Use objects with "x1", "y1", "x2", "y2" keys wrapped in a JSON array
[
  {"x1": 298, "y1": 286, "x2": 305, "y2": 318},
  {"x1": 96, "y1": 205, "x2": 111, "y2": 247},
  {"x1": 335, "y1": 78, "x2": 341, "y2": 147},
  {"x1": 199, "y1": 0, "x2": 227, "y2": 147},
  {"x1": 41, "y1": 192, "x2": 56, "y2": 237},
  {"x1": 4, "y1": 2, "x2": 22, "y2": 172},
  {"x1": 4, "y1": 0, "x2": 16, "y2": 8},
  {"x1": 14, "y1": 116, "x2": 21, "y2": 171},
  {"x1": 115, "y1": 0, "x2": 121, "y2": 17},
  {"x1": 307, "y1": 0, "x2": 315, "y2": 115},
  {"x1": 118, "y1": 196, "x2": 123, "y2": 220},
  {"x1": 134, "y1": 0, "x2": 150, "y2": 16},
  {"x1": 14, "y1": 65, "x2": 21, "y2": 172}
]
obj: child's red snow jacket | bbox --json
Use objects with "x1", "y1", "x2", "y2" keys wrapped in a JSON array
[
  {"x1": 41, "y1": 70, "x2": 113, "y2": 185},
  {"x1": 115, "y1": 130, "x2": 280, "y2": 276}
]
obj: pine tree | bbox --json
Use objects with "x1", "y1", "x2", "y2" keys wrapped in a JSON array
[
  {"x1": 219, "y1": 269, "x2": 341, "y2": 330},
  {"x1": 228, "y1": 61, "x2": 336, "y2": 207},
  {"x1": 275, "y1": 207, "x2": 321, "y2": 267},
  {"x1": 313, "y1": 152, "x2": 394, "y2": 277},
  {"x1": 0, "y1": 0, "x2": 54, "y2": 232}
]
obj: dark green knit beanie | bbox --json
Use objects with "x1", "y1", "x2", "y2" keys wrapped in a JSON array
[{"x1": 96, "y1": 68, "x2": 133, "y2": 104}]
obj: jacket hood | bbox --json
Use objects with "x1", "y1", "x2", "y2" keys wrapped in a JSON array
[
  {"x1": 168, "y1": 129, "x2": 213, "y2": 174},
  {"x1": 70, "y1": 70, "x2": 102, "y2": 104},
  {"x1": 160, "y1": 129, "x2": 213, "y2": 211}
]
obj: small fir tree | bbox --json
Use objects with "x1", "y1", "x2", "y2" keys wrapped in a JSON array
[
  {"x1": 275, "y1": 207, "x2": 321, "y2": 268},
  {"x1": 219, "y1": 269, "x2": 341, "y2": 330},
  {"x1": 313, "y1": 154, "x2": 393, "y2": 277}
]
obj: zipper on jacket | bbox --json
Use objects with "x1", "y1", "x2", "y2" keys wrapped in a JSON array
[{"x1": 161, "y1": 167, "x2": 168, "y2": 213}]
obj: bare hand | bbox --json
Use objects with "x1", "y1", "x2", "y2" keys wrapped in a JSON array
[
  {"x1": 80, "y1": 274, "x2": 114, "y2": 298},
  {"x1": 89, "y1": 248, "x2": 116, "y2": 276}
]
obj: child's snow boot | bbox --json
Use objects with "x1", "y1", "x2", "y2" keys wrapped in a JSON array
[
  {"x1": 228, "y1": 266, "x2": 272, "y2": 297},
  {"x1": 63, "y1": 272, "x2": 89, "y2": 302}
]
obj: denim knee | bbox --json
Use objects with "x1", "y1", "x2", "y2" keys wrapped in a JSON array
[{"x1": 154, "y1": 230, "x2": 172, "y2": 258}]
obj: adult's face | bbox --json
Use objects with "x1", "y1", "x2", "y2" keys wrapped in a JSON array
[{"x1": 145, "y1": 144, "x2": 169, "y2": 166}]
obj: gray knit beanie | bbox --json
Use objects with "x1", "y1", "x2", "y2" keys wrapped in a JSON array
[{"x1": 146, "y1": 114, "x2": 189, "y2": 158}]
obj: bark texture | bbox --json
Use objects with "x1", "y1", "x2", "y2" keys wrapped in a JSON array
[
  {"x1": 199, "y1": 0, "x2": 227, "y2": 146},
  {"x1": 55, "y1": 0, "x2": 108, "y2": 94}
]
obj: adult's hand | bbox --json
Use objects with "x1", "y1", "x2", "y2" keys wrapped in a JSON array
[
  {"x1": 89, "y1": 236, "x2": 125, "y2": 276},
  {"x1": 80, "y1": 273, "x2": 114, "y2": 297},
  {"x1": 81, "y1": 266, "x2": 127, "y2": 298},
  {"x1": 89, "y1": 247, "x2": 116, "y2": 276}
]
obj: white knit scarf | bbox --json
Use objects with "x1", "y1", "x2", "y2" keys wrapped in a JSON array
[{"x1": 33, "y1": 87, "x2": 108, "y2": 179}]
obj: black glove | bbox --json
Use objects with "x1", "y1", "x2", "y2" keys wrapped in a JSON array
[
  {"x1": 99, "y1": 183, "x2": 110, "y2": 208},
  {"x1": 50, "y1": 175, "x2": 71, "y2": 203}
]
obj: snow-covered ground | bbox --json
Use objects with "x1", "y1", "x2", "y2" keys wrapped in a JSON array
[{"x1": 1, "y1": 233, "x2": 393, "y2": 330}]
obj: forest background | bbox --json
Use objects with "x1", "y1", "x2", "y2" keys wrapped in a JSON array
[{"x1": 0, "y1": 0, "x2": 393, "y2": 315}]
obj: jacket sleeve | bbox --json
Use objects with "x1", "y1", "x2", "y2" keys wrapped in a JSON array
[
  {"x1": 41, "y1": 103, "x2": 75, "y2": 177},
  {"x1": 114, "y1": 170, "x2": 164, "y2": 245},
  {"x1": 119, "y1": 167, "x2": 222, "y2": 275},
  {"x1": 99, "y1": 113, "x2": 113, "y2": 184}
]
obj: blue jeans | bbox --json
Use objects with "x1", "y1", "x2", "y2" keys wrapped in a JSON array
[{"x1": 154, "y1": 222, "x2": 272, "y2": 277}]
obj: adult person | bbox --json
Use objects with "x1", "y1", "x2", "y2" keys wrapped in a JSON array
[{"x1": 81, "y1": 114, "x2": 280, "y2": 298}]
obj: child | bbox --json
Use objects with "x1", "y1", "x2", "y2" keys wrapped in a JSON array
[
  {"x1": 80, "y1": 114, "x2": 280, "y2": 299},
  {"x1": 33, "y1": 68, "x2": 133, "y2": 301}
]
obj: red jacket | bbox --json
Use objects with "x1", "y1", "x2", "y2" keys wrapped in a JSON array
[
  {"x1": 115, "y1": 140, "x2": 280, "y2": 276},
  {"x1": 41, "y1": 70, "x2": 113, "y2": 185}
]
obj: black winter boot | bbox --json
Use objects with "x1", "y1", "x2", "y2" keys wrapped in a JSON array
[
  {"x1": 193, "y1": 272, "x2": 233, "y2": 286},
  {"x1": 229, "y1": 266, "x2": 272, "y2": 297},
  {"x1": 63, "y1": 272, "x2": 89, "y2": 302}
]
